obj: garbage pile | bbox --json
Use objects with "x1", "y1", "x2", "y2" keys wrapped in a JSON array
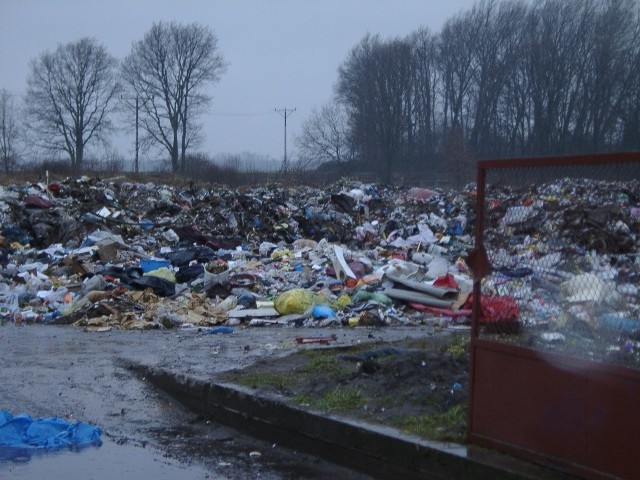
[
  {"x1": 480, "y1": 176, "x2": 640, "y2": 365},
  {"x1": 0, "y1": 177, "x2": 475, "y2": 332},
  {"x1": 0, "y1": 174, "x2": 638, "y2": 365}
]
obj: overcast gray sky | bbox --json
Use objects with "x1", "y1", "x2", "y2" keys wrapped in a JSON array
[{"x1": 0, "y1": 0, "x2": 476, "y2": 165}]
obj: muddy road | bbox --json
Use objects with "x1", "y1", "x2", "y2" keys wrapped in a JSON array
[{"x1": 0, "y1": 323, "x2": 434, "y2": 479}]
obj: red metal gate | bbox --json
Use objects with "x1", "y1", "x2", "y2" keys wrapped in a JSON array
[{"x1": 468, "y1": 152, "x2": 640, "y2": 480}]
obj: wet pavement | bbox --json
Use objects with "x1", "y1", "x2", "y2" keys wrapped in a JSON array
[
  {"x1": 0, "y1": 323, "x2": 423, "y2": 479},
  {"x1": 1, "y1": 440, "x2": 219, "y2": 480}
]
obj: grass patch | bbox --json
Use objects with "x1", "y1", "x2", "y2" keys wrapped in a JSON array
[
  {"x1": 223, "y1": 348, "x2": 359, "y2": 393},
  {"x1": 224, "y1": 371, "x2": 292, "y2": 391},
  {"x1": 222, "y1": 338, "x2": 469, "y2": 444},
  {"x1": 401, "y1": 332, "x2": 470, "y2": 357},
  {"x1": 294, "y1": 386, "x2": 365, "y2": 412},
  {"x1": 445, "y1": 334, "x2": 470, "y2": 357},
  {"x1": 299, "y1": 349, "x2": 359, "y2": 377},
  {"x1": 396, "y1": 404, "x2": 467, "y2": 442}
]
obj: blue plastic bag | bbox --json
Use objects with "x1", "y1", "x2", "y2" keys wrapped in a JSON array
[
  {"x1": 0, "y1": 410, "x2": 102, "y2": 454},
  {"x1": 312, "y1": 304, "x2": 337, "y2": 320}
]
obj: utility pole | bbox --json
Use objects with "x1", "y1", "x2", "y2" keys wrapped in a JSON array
[
  {"x1": 275, "y1": 107, "x2": 295, "y2": 173},
  {"x1": 134, "y1": 95, "x2": 139, "y2": 173},
  {"x1": 122, "y1": 94, "x2": 140, "y2": 173}
]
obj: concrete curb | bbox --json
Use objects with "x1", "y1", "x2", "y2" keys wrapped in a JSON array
[{"x1": 125, "y1": 361, "x2": 576, "y2": 480}]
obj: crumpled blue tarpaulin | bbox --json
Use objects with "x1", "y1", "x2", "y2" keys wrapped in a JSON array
[{"x1": 0, "y1": 410, "x2": 102, "y2": 459}]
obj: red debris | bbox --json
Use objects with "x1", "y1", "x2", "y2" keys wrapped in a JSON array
[
  {"x1": 25, "y1": 194, "x2": 55, "y2": 209},
  {"x1": 295, "y1": 335, "x2": 337, "y2": 345}
]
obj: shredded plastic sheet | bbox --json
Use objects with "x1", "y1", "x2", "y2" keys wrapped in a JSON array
[
  {"x1": 0, "y1": 410, "x2": 102, "y2": 460},
  {"x1": 463, "y1": 294, "x2": 520, "y2": 324}
]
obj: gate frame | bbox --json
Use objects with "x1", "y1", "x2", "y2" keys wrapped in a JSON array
[{"x1": 469, "y1": 152, "x2": 640, "y2": 480}]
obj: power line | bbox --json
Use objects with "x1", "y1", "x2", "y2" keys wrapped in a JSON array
[
  {"x1": 275, "y1": 107, "x2": 295, "y2": 173},
  {"x1": 209, "y1": 110, "x2": 274, "y2": 117}
]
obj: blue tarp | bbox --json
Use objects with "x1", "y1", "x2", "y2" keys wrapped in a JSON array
[{"x1": 0, "y1": 410, "x2": 102, "y2": 460}]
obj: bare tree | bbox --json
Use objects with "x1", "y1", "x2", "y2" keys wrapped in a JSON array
[
  {"x1": 581, "y1": 0, "x2": 640, "y2": 151},
  {"x1": 500, "y1": 15, "x2": 532, "y2": 157},
  {"x1": 438, "y1": 12, "x2": 478, "y2": 140},
  {"x1": 436, "y1": 12, "x2": 481, "y2": 184},
  {"x1": 24, "y1": 38, "x2": 120, "y2": 172},
  {"x1": 408, "y1": 28, "x2": 440, "y2": 163},
  {"x1": 0, "y1": 89, "x2": 20, "y2": 173},
  {"x1": 329, "y1": 0, "x2": 640, "y2": 183},
  {"x1": 467, "y1": 0, "x2": 528, "y2": 158},
  {"x1": 337, "y1": 34, "x2": 380, "y2": 168},
  {"x1": 122, "y1": 22, "x2": 227, "y2": 173},
  {"x1": 337, "y1": 34, "x2": 414, "y2": 182},
  {"x1": 296, "y1": 101, "x2": 352, "y2": 168},
  {"x1": 524, "y1": 0, "x2": 589, "y2": 154}
]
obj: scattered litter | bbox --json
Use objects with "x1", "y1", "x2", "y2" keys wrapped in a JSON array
[{"x1": 295, "y1": 335, "x2": 338, "y2": 345}]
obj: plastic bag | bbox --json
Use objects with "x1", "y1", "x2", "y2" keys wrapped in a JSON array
[
  {"x1": 274, "y1": 289, "x2": 337, "y2": 315},
  {"x1": 463, "y1": 294, "x2": 520, "y2": 323}
]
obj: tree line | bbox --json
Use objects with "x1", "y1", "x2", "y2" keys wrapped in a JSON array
[
  {"x1": 2, "y1": 0, "x2": 640, "y2": 183},
  {"x1": 298, "y1": 0, "x2": 640, "y2": 184},
  {"x1": 1, "y1": 21, "x2": 226, "y2": 174}
]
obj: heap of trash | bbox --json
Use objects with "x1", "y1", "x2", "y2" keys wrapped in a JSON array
[
  {"x1": 479, "y1": 176, "x2": 640, "y2": 365},
  {"x1": 0, "y1": 177, "x2": 474, "y2": 331},
  {"x1": 0, "y1": 174, "x2": 638, "y2": 365}
]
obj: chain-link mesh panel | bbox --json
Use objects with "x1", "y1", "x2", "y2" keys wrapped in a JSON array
[{"x1": 477, "y1": 156, "x2": 640, "y2": 370}]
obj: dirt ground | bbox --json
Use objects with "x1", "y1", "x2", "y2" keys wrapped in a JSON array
[
  {"x1": 221, "y1": 329, "x2": 470, "y2": 443},
  {"x1": 1, "y1": 323, "x2": 461, "y2": 479}
]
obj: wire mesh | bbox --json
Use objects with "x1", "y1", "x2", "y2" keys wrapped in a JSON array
[{"x1": 477, "y1": 155, "x2": 640, "y2": 370}]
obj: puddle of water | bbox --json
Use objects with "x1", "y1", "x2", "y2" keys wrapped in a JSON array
[{"x1": 0, "y1": 439, "x2": 223, "y2": 480}]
